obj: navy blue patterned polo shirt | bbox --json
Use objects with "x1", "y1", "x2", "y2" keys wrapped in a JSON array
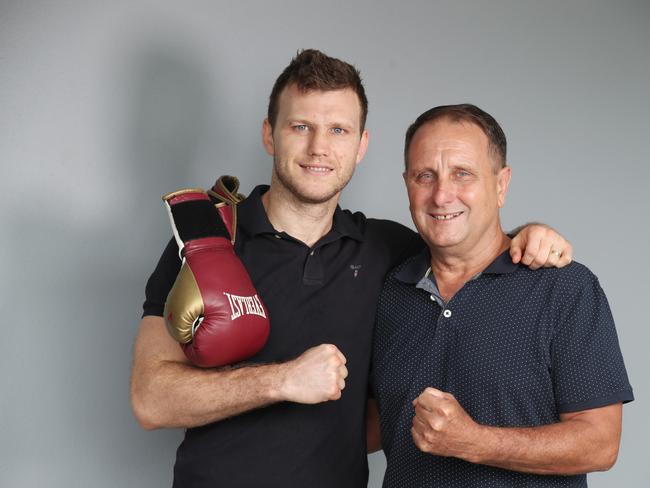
[{"x1": 372, "y1": 249, "x2": 633, "y2": 487}]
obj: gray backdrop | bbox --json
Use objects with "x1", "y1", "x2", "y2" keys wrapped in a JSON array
[{"x1": 2, "y1": 0, "x2": 648, "y2": 486}]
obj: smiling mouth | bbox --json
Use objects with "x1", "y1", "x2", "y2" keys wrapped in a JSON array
[
  {"x1": 430, "y1": 211, "x2": 464, "y2": 220},
  {"x1": 300, "y1": 164, "x2": 333, "y2": 174}
]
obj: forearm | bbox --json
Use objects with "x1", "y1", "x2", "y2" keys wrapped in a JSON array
[
  {"x1": 131, "y1": 316, "x2": 347, "y2": 430},
  {"x1": 130, "y1": 316, "x2": 290, "y2": 429},
  {"x1": 413, "y1": 391, "x2": 622, "y2": 475},
  {"x1": 463, "y1": 411, "x2": 620, "y2": 475},
  {"x1": 131, "y1": 359, "x2": 285, "y2": 429}
]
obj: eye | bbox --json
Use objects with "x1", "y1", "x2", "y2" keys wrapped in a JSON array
[
  {"x1": 293, "y1": 124, "x2": 309, "y2": 132},
  {"x1": 415, "y1": 172, "x2": 434, "y2": 184},
  {"x1": 455, "y1": 169, "x2": 472, "y2": 178},
  {"x1": 331, "y1": 127, "x2": 345, "y2": 135}
]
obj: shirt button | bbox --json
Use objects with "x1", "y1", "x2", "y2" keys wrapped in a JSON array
[
  {"x1": 430, "y1": 295, "x2": 436, "y2": 301},
  {"x1": 310, "y1": 250, "x2": 315, "y2": 256},
  {"x1": 274, "y1": 234, "x2": 281, "y2": 239},
  {"x1": 443, "y1": 309, "x2": 452, "y2": 318}
]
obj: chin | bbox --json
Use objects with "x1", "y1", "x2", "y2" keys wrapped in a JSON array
[
  {"x1": 420, "y1": 230, "x2": 465, "y2": 250},
  {"x1": 414, "y1": 221, "x2": 467, "y2": 249},
  {"x1": 296, "y1": 189, "x2": 341, "y2": 205},
  {"x1": 431, "y1": 239, "x2": 463, "y2": 249},
  {"x1": 292, "y1": 179, "x2": 347, "y2": 205}
]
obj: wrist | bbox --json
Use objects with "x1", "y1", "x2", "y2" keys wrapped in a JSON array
[
  {"x1": 458, "y1": 422, "x2": 491, "y2": 465},
  {"x1": 264, "y1": 361, "x2": 291, "y2": 402}
]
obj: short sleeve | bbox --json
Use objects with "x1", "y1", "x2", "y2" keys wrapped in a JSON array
[
  {"x1": 550, "y1": 266, "x2": 634, "y2": 413},
  {"x1": 142, "y1": 237, "x2": 182, "y2": 317}
]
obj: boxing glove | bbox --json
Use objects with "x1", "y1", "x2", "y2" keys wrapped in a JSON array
[{"x1": 162, "y1": 187, "x2": 270, "y2": 367}]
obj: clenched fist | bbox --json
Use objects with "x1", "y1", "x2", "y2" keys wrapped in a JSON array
[
  {"x1": 279, "y1": 344, "x2": 348, "y2": 404},
  {"x1": 411, "y1": 387, "x2": 482, "y2": 461}
]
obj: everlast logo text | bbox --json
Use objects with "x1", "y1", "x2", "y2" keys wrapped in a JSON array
[{"x1": 223, "y1": 292, "x2": 267, "y2": 321}]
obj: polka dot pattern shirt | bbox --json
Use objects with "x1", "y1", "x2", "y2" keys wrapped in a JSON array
[{"x1": 372, "y1": 250, "x2": 633, "y2": 487}]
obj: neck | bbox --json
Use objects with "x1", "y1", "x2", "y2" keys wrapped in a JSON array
[
  {"x1": 262, "y1": 181, "x2": 339, "y2": 248},
  {"x1": 429, "y1": 227, "x2": 510, "y2": 302}
]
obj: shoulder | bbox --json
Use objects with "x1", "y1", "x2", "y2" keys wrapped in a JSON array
[
  {"x1": 515, "y1": 260, "x2": 601, "y2": 294},
  {"x1": 511, "y1": 261, "x2": 609, "y2": 325},
  {"x1": 338, "y1": 209, "x2": 421, "y2": 244},
  {"x1": 367, "y1": 217, "x2": 418, "y2": 239},
  {"x1": 340, "y1": 209, "x2": 425, "y2": 263}
]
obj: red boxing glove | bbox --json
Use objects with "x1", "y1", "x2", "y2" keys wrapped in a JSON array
[{"x1": 162, "y1": 186, "x2": 270, "y2": 367}]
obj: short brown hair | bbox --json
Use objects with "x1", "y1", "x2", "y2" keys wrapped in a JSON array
[
  {"x1": 404, "y1": 104, "x2": 507, "y2": 170},
  {"x1": 267, "y1": 49, "x2": 368, "y2": 131}
]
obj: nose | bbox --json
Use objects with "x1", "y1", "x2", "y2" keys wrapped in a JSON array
[
  {"x1": 308, "y1": 129, "x2": 329, "y2": 157},
  {"x1": 431, "y1": 176, "x2": 456, "y2": 207}
]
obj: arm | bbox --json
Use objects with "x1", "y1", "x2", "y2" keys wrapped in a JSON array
[
  {"x1": 130, "y1": 316, "x2": 347, "y2": 430},
  {"x1": 366, "y1": 398, "x2": 382, "y2": 453},
  {"x1": 509, "y1": 223, "x2": 573, "y2": 269},
  {"x1": 411, "y1": 388, "x2": 622, "y2": 475}
]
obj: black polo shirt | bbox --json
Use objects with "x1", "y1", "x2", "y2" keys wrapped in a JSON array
[
  {"x1": 143, "y1": 185, "x2": 423, "y2": 488},
  {"x1": 372, "y1": 249, "x2": 633, "y2": 488}
]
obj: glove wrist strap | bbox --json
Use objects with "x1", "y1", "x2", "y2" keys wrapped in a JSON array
[{"x1": 162, "y1": 189, "x2": 229, "y2": 258}]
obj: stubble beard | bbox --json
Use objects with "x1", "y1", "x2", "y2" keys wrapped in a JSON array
[{"x1": 273, "y1": 156, "x2": 355, "y2": 205}]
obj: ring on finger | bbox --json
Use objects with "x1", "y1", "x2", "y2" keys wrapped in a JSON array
[{"x1": 550, "y1": 249, "x2": 562, "y2": 257}]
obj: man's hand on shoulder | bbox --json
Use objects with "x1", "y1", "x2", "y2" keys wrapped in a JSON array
[{"x1": 509, "y1": 223, "x2": 573, "y2": 270}]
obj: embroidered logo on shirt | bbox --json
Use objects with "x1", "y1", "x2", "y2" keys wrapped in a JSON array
[{"x1": 350, "y1": 264, "x2": 362, "y2": 278}]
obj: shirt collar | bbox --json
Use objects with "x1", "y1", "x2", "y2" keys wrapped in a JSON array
[
  {"x1": 395, "y1": 248, "x2": 432, "y2": 284},
  {"x1": 395, "y1": 247, "x2": 519, "y2": 284},
  {"x1": 331, "y1": 205, "x2": 364, "y2": 241},
  {"x1": 238, "y1": 185, "x2": 364, "y2": 242}
]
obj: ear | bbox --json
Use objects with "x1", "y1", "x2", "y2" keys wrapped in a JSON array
[
  {"x1": 262, "y1": 119, "x2": 274, "y2": 156},
  {"x1": 355, "y1": 129, "x2": 370, "y2": 164},
  {"x1": 402, "y1": 152, "x2": 412, "y2": 185},
  {"x1": 496, "y1": 165, "x2": 512, "y2": 208}
]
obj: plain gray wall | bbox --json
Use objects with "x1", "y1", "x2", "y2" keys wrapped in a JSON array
[{"x1": 2, "y1": 0, "x2": 648, "y2": 486}]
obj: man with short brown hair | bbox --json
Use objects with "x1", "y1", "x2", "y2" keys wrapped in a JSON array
[{"x1": 268, "y1": 48, "x2": 369, "y2": 132}]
